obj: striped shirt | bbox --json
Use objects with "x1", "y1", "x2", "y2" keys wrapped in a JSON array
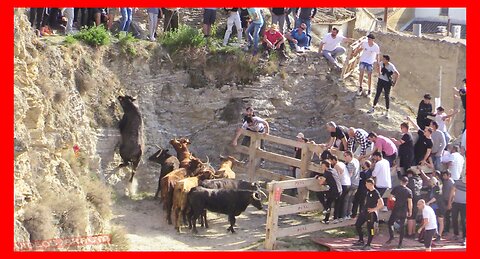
[{"x1": 347, "y1": 128, "x2": 371, "y2": 155}]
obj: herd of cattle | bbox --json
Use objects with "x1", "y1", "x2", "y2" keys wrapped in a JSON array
[{"x1": 117, "y1": 95, "x2": 267, "y2": 234}]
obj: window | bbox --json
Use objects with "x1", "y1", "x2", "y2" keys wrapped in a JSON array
[{"x1": 440, "y1": 8, "x2": 449, "y2": 16}]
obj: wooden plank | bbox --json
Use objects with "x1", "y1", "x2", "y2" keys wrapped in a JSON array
[
  {"x1": 247, "y1": 134, "x2": 261, "y2": 181},
  {"x1": 278, "y1": 201, "x2": 323, "y2": 216},
  {"x1": 280, "y1": 193, "x2": 301, "y2": 204},
  {"x1": 256, "y1": 168, "x2": 295, "y2": 181},
  {"x1": 256, "y1": 149, "x2": 301, "y2": 168},
  {"x1": 268, "y1": 178, "x2": 319, "y2": 190},
  {"x1": 264, "y1": 182, "x2": 281, "y2": 250},
  {"x1": 235, "y1": 145, "x2": 249, "y2": 155},
  {"x1": 276, "y1": 222, "x2": 327, "y2": 238},
  {"x1": 297, "y1": 147, "x2": 312, "y2": 202}
]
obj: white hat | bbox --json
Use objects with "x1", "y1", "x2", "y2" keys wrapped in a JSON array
[{"x1": 296, "y1": 132, "x2": 305, "y2": 139}]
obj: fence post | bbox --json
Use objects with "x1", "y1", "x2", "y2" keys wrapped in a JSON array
[
  {"x1": 264, "y1": 181, "x2": 281, "y2": 250},
  {"x1": 247, "y1": 133, "x2": 261, "y2": 182},
  {"x1": 297, "y1": 145, "x2": 312, "y2": 202}
]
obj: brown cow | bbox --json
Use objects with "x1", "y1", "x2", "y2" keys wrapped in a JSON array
[
  {"x1": 215, "y1": 155, "x2": 244, "y2": 179},
  {"x1": 170, "y1": 138, "x2": 193, "y2": 168},
  {"x1": 172, "y1": 168, "x2": 217, "y2": 232},
  {"x1": 160, "y1": 157, "x2": 214, "y2": 224}
]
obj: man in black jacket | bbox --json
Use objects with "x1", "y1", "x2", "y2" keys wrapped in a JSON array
[{"x1": 314, "y1": 160, "x2": 341, "y2": 224}]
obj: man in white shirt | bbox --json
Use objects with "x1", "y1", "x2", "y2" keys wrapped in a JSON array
[
  {"x1": 318, "y1": 27, "x2": 353, "y2": 70},
  {"x1": 417, "y1": 199, "x2": 438, "y2": 251},
  {"x1": 442, "y1": 145, "x2": 465, "y2": 180},
  {"x1": 352, "y1": 33, "x2": 380, "y2": 97},
  {"x1": 371, "y1": 151, "x2": 391, "y2": 199}
]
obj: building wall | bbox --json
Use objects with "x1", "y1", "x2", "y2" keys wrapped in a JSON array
[
  {"x1": 415, "y1": 8, "x2": 466, "y2": 24},
  {"x1": 354, "y1": 30, "x2": 466, "y2": 137}
]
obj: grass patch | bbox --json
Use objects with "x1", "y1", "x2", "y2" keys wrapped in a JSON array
[
  {"x1": 79, "y1": 174, "x2": 112, "y2": 219},
  {"x1": 64, "y1": 35, "x2": 77, "y2": 45},
  {"x1": 73, "y1": 25, "x2": 111, "y2": 47},
  {"x1": 159, "y1": 24, "x2": 206, "y2": 53},
  {"x1": 22, "y1": 203, "x2": 56, "y2": 242},
  {"x1": 107, "y1": 225, "x2": 130, "y2": 251},
  {"x1": 118, "y1": 32, "x2": 138, "y2": 56},
  {"x1": 324, "y1": 226, "x2": 357, "y2": 238}
]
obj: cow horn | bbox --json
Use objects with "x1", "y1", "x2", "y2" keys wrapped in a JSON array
[
  {"x1": 228, "y1": 156, "x2": 242, "y2": 164},
  {"x1": 155, "y1": 144, "x2": 161, "y2": 149},
  {"x1": 258, "y1": 188, "x2": 267, "y2": 199},
  {"x1": 205, "y1": 155, "x2": 210, "y2": 164},
  {"x1": 252, "y1": 192, "x2": 261, "y2": 201},
  {"x1": 219, "y1": 154, "x2": 226, "y2": 159}
]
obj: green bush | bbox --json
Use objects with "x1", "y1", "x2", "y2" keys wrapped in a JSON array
[
  {"x1": 73, "y1": 25, "x2": 111, "y2": 47},
  {"x1": 159, "y1": 25, "x2": 206, "y2": 53},
  {"x1": 118, "y1": 32, "x2": 138, "y2": 56},
  {"x1": 64, "y1": 35, "x2": 77, "y2": 45}
]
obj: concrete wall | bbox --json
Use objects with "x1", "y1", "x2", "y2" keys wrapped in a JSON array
[
  {"x1": 415, "y1": 8, "x2": 466, "y2": 24},
  {"x1": 354, "y1": 30, "x2": 466, "y2": 137},
  {"x1": 387, "y1": 8, "x2": 415, "y2": 30},
  {"x1": 353, "y1": 8, "x2": 377, "y2": 32}
]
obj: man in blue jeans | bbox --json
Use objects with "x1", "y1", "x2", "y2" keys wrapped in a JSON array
[
  {"x1": 286, "y1": 23, "x2": 310, "y2": 53},
  {"x1": 246, "y1": 8, "x2": 264, "y2": 55},
  {"x1": 294, "y1": 8, "x2": 316, "y2": 48}
]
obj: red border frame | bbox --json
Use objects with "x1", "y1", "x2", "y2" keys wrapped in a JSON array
[{"x1": 4, "y1": 1, "x2": 476, "y2": 258}]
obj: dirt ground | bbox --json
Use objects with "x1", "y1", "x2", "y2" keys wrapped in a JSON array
[{"x1": 111, "y1": 194, "x2": 269, "y2": 251}]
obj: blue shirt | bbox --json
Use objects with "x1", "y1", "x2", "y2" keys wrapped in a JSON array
[
  {"x1": 247, "y1": 8, "x2": 264, "y2": 25},
  {"x1": 290, "y1": 28, "x2": 308, "y2": 46}
]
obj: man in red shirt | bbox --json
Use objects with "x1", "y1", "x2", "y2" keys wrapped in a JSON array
[{"x1": 262, "y1": 24, "x2": 286, "y2": 58}]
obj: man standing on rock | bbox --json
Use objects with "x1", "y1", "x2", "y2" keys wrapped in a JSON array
[
  {"x1": 367, "y1": 55, "x2": 399, "y2": 119},
  {"x1": 353, "y1": 33, "x2": 380, "y2": 97}
]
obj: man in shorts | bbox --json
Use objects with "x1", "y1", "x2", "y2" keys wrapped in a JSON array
[
  {"x1": 417, "y1": 199, "x2": 438, "y2": 251},
  {"x1": 203, "y1": 8, "x2": 217, "y2": 37},
  {"x1": 352, "y1": 33, "x2": 380, "y2": 97}
]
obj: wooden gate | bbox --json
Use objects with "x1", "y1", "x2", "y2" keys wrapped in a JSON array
[
  {"x1": 341, "y1": 36, "x2": 367, "y2": 79},
  {"x1": 234, "y1": 129, "x2": 349, "y2": 249}
]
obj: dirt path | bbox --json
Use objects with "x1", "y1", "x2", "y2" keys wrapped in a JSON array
[{"x1": 111, "y1": 196, "x2": 267, "y2": 251}]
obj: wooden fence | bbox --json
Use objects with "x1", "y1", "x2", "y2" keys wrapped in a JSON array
[
  {"x1": 341, "y1": 36, "x2": 367, "y2": 79},
  {"x1": 234, "y1": 129, "x2": 348, "y2": 249}
]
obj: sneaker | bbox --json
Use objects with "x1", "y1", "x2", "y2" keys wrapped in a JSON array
[
  {"x1": 367, "y1": 107, "x2": 375, "y2": 114},
  {"x1": 344, "y1": 215, "x2": 351, "y2": 220},
  {"x1": 322, "y1": 208, "x2": 331, "y2": 215},
  {"x1": 385, "y1": 238, "x2": 394, "y2": 245},
  {"x1": 332, "y1": 219, "x2": 339, "y2": 224},
  {"x1": 321, "y1": 220, "x2": 330, "y2": 224},
  {"x1": 385, "y1": 110, "x2": 389, "y2": 119},
  {"x1": 361, "y1": 245, "x2": 372, "y2": 250},
  {"x1": 352, "y1": 240, "x2": 365, "y2": 246},
  {"x1": 356, "y1": 88, "x2": 363, "y2": 96},
  {"x1": 396, "y1": 244, "x2": 403, "y2": 249},
  {"x1": 367, "y1": 89, "x2": 371, "y2": 96},
  {"x1": 339, "y1": 217, "x2": 344, "y2": 222}
]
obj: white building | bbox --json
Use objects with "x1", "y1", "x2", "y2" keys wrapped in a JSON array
[{"x1": 414, "y1": 8, "x2": 466, "y2": 24}]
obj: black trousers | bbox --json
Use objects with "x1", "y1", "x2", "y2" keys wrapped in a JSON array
[
  {"x1": 352, "y1": 190, "x2": 366, "y2": 218},
  {"x1": 424, "y1": 229, "x2": 436, "y2": 248},
  {"x1": 355, "y1": 211, "x2": 378, "y2": 245},
  {"x1": 334, "y1": 185, "x2": 350, "y2": 219},
  {"x1": 373, "y1": 79, "x2": 392, "y2": 110},
  {"x1": 317, "y1": 191, "x2": 339, "y2": 222},
  {"x1": 444, "y1": 208, "x2": 452, "y2": 233},
  {"x1": 452, "y1": 202, "x2": 466, "y2": 238},
  {"x1": 29, "y1": 8, "x2": 45, "y2": 29},
  {"x1": 388, "y1": 211, "x2": 407, "y2": 245}
]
